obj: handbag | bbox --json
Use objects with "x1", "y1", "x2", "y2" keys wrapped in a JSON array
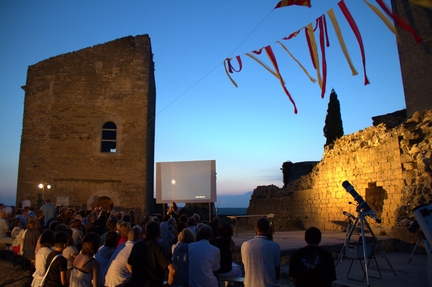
[{"x1": 39, "y1": 254, "x2": 62, "y2": 287}]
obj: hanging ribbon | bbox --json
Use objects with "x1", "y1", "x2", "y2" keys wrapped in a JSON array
[
  {"x1": 305, "y1": 23, "x2": 323, "y2": 89},
  {"x1": 223, "y1": 56, "x2": 242, "y2": 87},
  {"x1": 275, "y1": 0, "x2": 311, "y2": 9},
  {"x1": 317, "y1": 15, "x2": 328, "y2": 98},
  {"x1": 264, "y1": 45, "x2": 298, "y2": 114},
  {"x1": 327, "y1": 8, "x2": 358, "y2": 76},
  {"x1": 375, "y1": 0, "x2": 422, "y2": 43},
  {"x1": 245, "y1": 52, "x2": 283, "y2": 82},
  {"x1": 339, "y1": 0, "x2": 370, "y2": 85},
  {"x1": 277, "y1": 41, "x2": 316, "y2": 83},
  {"x1": 363, "y1": 0, "x2": 397, "y2": 35}
]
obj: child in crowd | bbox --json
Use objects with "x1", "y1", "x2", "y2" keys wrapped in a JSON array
[
  {"x1": 43, "y1": 231, "x2": 69, "y2": 287},
  {"x1": 11, "y1": 218, "x2": 24, "y2": 254},
  {"x1": 62, "y1": 229, "x2": 79, "y2": 285},
  {"x1": 31, "y1": 229, "x2": 55, "y2": 287}
]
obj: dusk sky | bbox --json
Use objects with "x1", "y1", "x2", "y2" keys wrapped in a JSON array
[{"x1": 0, "y1": 0, "x2": 406, "y2": 207}]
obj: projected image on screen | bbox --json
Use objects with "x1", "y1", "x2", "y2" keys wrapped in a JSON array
[{"x1": 156, "y1": 160, "x2": 216, "y2": 203}]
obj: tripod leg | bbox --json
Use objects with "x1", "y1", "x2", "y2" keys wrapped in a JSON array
[
  {"x1": 359, "y1": 215, "x2": 371, "y2": 287},
  {"x1": 408, "y1": 238, "x2": 421, "y2": 263},
  {"x1": 336, "y1": 217, "x2": 359, "y2": 266}
]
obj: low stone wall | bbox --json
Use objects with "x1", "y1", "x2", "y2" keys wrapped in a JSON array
[{"x1": 248, "y1": 110, "x2": 432, "y2": 243}]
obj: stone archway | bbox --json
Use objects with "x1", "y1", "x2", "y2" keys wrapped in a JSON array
[
  {"x1": 94, "y1": 196, "x2": 114, "y2": 211},
  {"x1": 87, "y1": 190, "x2": 120, "y2": 211}
]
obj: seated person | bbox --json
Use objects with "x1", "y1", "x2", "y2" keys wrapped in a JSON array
[{"x1": 289, "y1": 227, "x2": 337, "y2": 287}]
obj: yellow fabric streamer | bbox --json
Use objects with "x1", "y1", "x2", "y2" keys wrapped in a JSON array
[
  {"x1": 276, "y1": 41, "x2": 316, "y2": 83},
  {"x1": 410, "y1": 0, "x2": 432, "y2": 10},
  {"x1": 223, "y1": 58, "x2": 238, "y2": 88},
  {"x1": 245, "y1": 52, "x2": 285, "y2": 84},
  {"x1": 327, "y1": 8, "x2": 358, "y2": 76},
  {"x1": 363, "y1": 0, "x2": 397, "y2": 35},
  {"x1": 307, "y1": 23, "x2": 322, "y2": 88}
]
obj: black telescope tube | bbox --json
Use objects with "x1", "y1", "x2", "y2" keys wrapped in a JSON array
[{"x1": 342, "y1": 180, "x2": 381, "y2": 223}]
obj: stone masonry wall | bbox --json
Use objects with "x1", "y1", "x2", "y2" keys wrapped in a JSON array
[
  {"x1": 16, "y1": 35, "x2": 156, "y2": 219},
  {"x1": 248, "y1": 110, "x2": 432, "y2": 242},
  {"x1": 392, "y1": 0, "x2": 432, "y2": 117}
]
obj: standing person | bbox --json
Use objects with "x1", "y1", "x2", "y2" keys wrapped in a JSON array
[
  {"x1": 22, "y1": 219, "x2": 41, "y2": 262},
  {"x1": 0, "y1": 209, "x2": 12, "y2": 244},
  {"x1": 241, "y1": 217, "x2": 281, "y2": 287},
  {"x1": 70, "y1": 232, "x2": 101, "y2": 287},
  {"x1": 42, "y1": 231, "x2": 69, "y2": 287},
  {"x1": 104, "y1": 226, "x2": 141, "y2": 287},
  {"x1": 289, "y1": 227, "x2": 336, "y2": 287},
  {"x1": 22, "y1": 194, "x2": 31, "y2": 209},
  {"x1": 188, "y1": 224, "x2": 220, "y2": 287},
  {"x1": 126, "y1": 221, "x2": 176, "y2": 287},
  {"x1": 167, "y1": 202, "x2": 179, "y2": 220},
  {"x1": 40, "y1": 198, "x2": 57, "y2": 228},
  {"x1": 31, "y1": 229, "x2": 55, "y2": 287}
]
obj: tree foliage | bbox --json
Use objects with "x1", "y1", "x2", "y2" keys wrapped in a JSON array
[{"x1": 323, "y1": 89, "x2": 344, "y2": 146}]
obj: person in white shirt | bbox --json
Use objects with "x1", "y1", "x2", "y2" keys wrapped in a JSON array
[{"x1": 188, "y1": 224, "x2": 220, "y2": 287}]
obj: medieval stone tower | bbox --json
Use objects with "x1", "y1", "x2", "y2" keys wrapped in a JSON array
[
  {"x1": 392, "y1": 0, "x2": 432, "y2": 117},
  {"x1": 16, "y1": 35, "x2": 156, "y2": 215}
]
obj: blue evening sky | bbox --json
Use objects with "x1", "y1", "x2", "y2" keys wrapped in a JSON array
[{"x1": 0, "y1": 1, "x2": 405, "y2": 207}]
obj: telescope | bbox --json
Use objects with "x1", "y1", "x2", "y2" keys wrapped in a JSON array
[{"x1": 342, "y1": 180, "x2": 381, "y2": 223}]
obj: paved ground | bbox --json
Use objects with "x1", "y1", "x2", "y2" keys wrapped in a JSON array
[
  {"x1": 0, "y1": 230, "x2": 429, "y2": 287},
  {"x1": 233, "y1": 230, "x2": 430, "y2": 287}
]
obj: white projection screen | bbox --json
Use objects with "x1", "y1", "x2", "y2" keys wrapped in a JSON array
[{"x1": 156, "y1": 160, "x2": 216, "y2": 203}]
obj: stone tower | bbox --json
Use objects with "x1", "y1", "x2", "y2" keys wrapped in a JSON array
[
  {"x1": 16, "y1": 35, "x2": 156, "y2": 216},
  {"x1": 392, "y1": 0, "x2": 432, "y2": 117}
]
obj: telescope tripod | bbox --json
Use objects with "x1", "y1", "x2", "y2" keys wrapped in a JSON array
[
  {"x1": 336, "y1": 211, "x2": 396, "y2": 287},
  {"x1": 408, "y1": 231, "x2": 431, "y2": 263}
]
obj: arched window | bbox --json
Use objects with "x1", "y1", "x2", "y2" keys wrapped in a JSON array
[{"x1": 101, "y1": 122, "x2": 117, "y2": 153}]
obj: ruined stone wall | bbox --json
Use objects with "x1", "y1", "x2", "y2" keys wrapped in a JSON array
[
  {"x1": 248, "y1": 110, "x2": 432, "y2": 242},
  {"x1": 16, "y1": 35, "x2": 156, "y2": 217}
]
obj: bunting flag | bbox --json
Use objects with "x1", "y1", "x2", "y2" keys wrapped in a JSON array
[
  {"x1": 305, "y1": 23, "x2": 323, "y2": 89},
  {"x1": 327, "y1": 8, "x2": 359, "y2": 76},
  {"x1": 263, "y1": 46, "x2": 298, "y2": 114},
  {"x1": 363, "y1": 0, "x2": 397, "y2": 35},
  {"x1": 246, "y1": 51, "x2": 283, "y2": 82},
  {"x1": 375, "y1": 0, "x2": 422, "y2": 43},
  {"x1": 276, "y1": 41, "x2": 316, "y2": 83},
  {"x1": 339, "y1": 0, "x2": 370, "y2": 85},
  {"x1": 223, "y1": 56, "x2": 242, "y2": 87},
  {"x1": 275, "y1": 0, "x2": 311, "y2": 8},
  {"x1": 410, "y1": 0, "x2": 432, "y2": 10},
  {"x1": 223, "y1": 0, "x2": 423, "y2": 113},
  {"x1": 317, "y1": 15, "x2": 329, "y2": 98}
]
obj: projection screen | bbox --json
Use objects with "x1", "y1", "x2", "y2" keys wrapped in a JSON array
[{"x1": 156, "y1": 160, "x2": 216, "y2": 203}]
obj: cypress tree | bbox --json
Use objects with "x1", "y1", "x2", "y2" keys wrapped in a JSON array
[{"x1": 323, "y1": 89, "x2": 344, "y2": 146}]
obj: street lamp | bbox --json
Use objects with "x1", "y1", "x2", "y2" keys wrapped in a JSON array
[{"x1": 38, "y1": 183, "x2": 52, "y2": 201}]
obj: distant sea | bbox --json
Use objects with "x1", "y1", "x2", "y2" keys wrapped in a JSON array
[{"x1": 216, "y1": 207, "x2": 247, "y2": 215}]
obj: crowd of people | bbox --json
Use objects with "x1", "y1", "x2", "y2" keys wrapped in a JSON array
[{"x1": 0, "y1": 199, "x2": 337, "y2": 287}]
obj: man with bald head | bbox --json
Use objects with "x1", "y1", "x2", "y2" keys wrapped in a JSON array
[{"x1": 242, "y1": 217, "x2": 281, "y2": 287}]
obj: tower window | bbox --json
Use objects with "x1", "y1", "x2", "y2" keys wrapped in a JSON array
[{"x1": 101, "y1": 122, "x2": 117, "y2": 153}]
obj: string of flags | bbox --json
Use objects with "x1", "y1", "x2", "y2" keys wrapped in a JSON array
[{"x1": 223, "y1": 0, "x2": 423, "y2": 114}]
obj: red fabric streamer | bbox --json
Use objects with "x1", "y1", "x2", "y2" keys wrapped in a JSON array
[
  {"x1": 375, "y1": 0, "x2": 422, "y2": 43},
  {"x1": 264, "y1": 45, "x2": 298, "y2": 114},
  {"x1": 338, "y1": 0, "x2": 370, "y2": 85},
  {"x1": 275, "y1": 0, "x2": 311, "y2": 8},
  {"x1": 253, "y1": 49, "x2": 264, "y2": 55},
  {"x1": 283, "y1": 29, "x2": 302, "y2": 40},
  {"x1": 318, "y1": 15, "x2": 328, "y2": 98},
  {"x1": 305, "y1": 27, "x2": 316, "y2": 69},
  {"x1": 227, "y1": 56, "x2": 243, "y2": 73}
]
